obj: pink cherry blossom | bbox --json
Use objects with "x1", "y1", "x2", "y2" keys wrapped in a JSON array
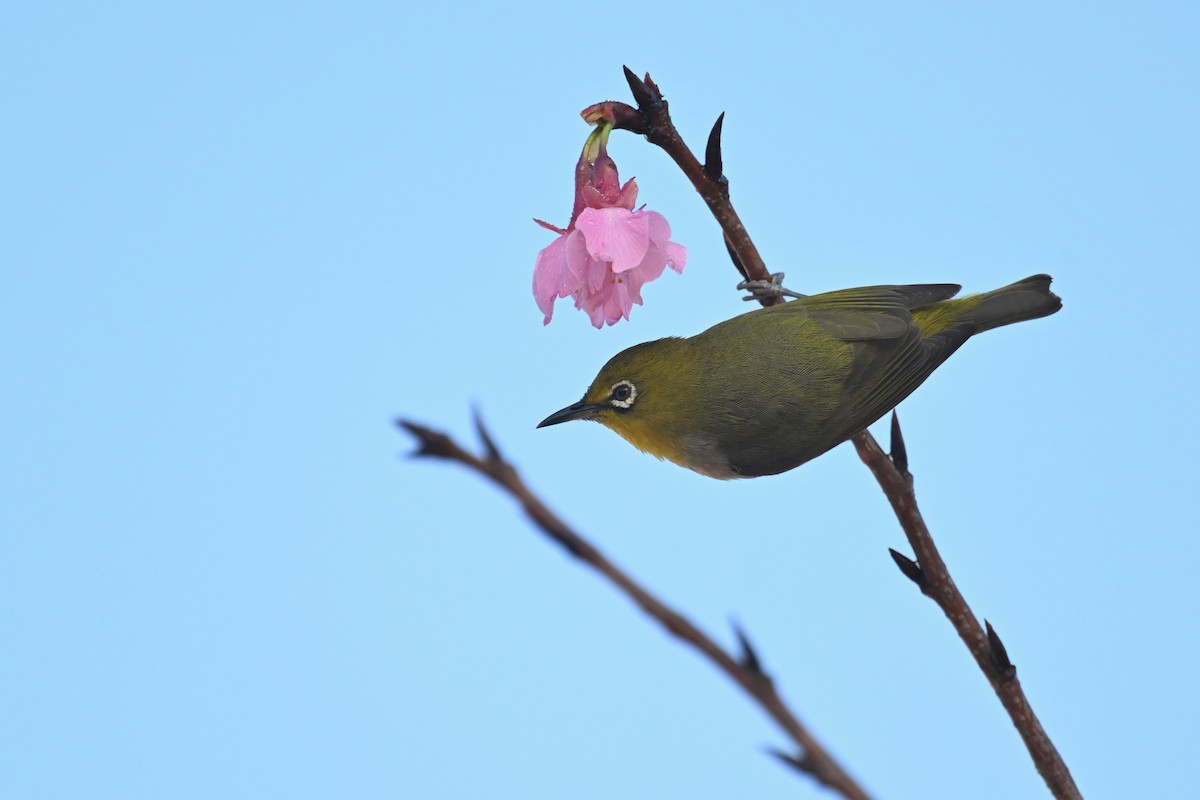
[{"x1": 533, "y1": 125, "x2": 686, "y2": 327}]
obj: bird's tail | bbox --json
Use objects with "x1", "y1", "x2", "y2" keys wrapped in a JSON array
[{"x1": 963, "y1": 274, "x2": 1062, "y2": 333}]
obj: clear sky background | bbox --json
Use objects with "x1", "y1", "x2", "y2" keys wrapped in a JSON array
[{"x1": 4, "y1": 3, "x2": 1197, "y2": 798}]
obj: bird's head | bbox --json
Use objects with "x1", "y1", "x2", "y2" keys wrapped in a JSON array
[{"x1": 537, "y1": 337, "x2": 697, "y2": 462}]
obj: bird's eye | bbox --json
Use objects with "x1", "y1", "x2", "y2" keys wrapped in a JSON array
[{"x1": 609, "y1": 380, "x2": 637, "y2": 409}]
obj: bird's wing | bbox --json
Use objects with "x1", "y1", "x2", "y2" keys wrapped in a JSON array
[
  {"x1": 765, "y1": 283, "x2": 961, "y2": 341},
  {"x1": 798, "y1": 284, "x2": 973, "y2": 437}
]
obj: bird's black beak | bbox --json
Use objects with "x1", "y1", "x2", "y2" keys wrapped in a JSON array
[{"x1": 537, "y1": 400, "x2": 601, "y2": 428}]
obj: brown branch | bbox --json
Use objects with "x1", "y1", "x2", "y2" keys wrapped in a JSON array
[
  {"x1": 853, "y1": 421, "x2": 1081, "y2": 798},
  {"x1": 397, "y1": 415, "x2": 874, "y2": 800},
  {"x1": 606, "y1": 68, "x2": 775, "y2": 294},
  {"x1": 611, "y1": 67, "x2": 1082, "y2": 799}
]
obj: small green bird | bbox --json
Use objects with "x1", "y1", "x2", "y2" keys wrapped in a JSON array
[{"x1": 538, "y1": 274, "x2": 1061, "y2": 478}]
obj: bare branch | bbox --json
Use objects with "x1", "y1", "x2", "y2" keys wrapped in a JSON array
[
  {"x1": 615, "y1": 66, "x2": 774, "y2": 295},
  {"x1": 614, "y1": 67, "x2": 1082, "y2": 799},
  {"x1": 853, "y1": 427, "x2": 1081, "y2": 799},
  {"x1": 397, "y1": 416, "x2": 874, "y2": 800}
]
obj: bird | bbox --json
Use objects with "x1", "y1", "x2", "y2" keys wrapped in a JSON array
[{"x1": 537, "y1": 274, "x2": 1061, "y2": 478}]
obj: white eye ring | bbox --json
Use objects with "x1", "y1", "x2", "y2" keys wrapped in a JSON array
[{"x1": 609, "y1": 380, "x2": 637, "y2": 409}]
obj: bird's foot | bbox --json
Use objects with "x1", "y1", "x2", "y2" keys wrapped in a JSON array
[{"x1": 737, "y1": 272, "x2": 806, "y2": 302}]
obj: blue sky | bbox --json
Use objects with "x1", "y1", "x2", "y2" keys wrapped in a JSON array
[{"x1": 4, "y1": 3, "x2": 1197, "y2": 798}]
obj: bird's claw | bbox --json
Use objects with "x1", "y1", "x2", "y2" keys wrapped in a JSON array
[{"x1": 737, "y1": 272, "x2": 806, "y2": 302}]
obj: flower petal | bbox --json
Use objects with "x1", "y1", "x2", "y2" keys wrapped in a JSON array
[
  {"x1": 532, "y1": 234, "x2": 572, "y2": 323},
  {"x1": 563, "y1": 229, "x2": 592, "y2": 285},
  {"x1": 642, "y1": 209, "x2": 672, "y2": 243},
  {"x1": 604, "y1": 279, "x2": 633, "y2": 324},
  {"x1": 576, "y1": 207, "x2": 651, "y2": 273},
  {"x1": 640, "y1": 211, "x2": 687, "y2": 273},
  {"x1": 614, "y1": 177, "x2": 639, "y2": 210},
  {"x1": 665, "y1": 241, "x2": 687, "y2": 273}
]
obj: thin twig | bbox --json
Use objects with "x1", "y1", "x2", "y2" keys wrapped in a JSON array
[
  {"x1": 397, "y1": 416, "x2": 874, "y2": 800},
  {"x1": 610, "y1": 67, "x2": 775, "y2": 295},
  {"x1": 614, "y1": 67, "x2": 1081, "y2": 799},
  {"x1": 854, "y1": 424, "x2": 1081, "y2": 798}
]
